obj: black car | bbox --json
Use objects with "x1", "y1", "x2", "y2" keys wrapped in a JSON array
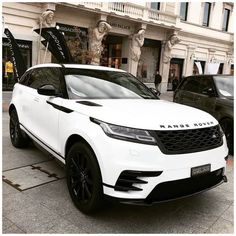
[{"x1": 173, "y1": 74, "x2": 234, "y2": 154}]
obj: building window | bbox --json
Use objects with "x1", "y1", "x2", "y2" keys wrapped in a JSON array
[
  {"x1": 222, "y1": 8, "x2": 230, "y2": 31},
  {"x1": 230, "y1": 64, "x2": 234, "y2": 75},
  {"x1": 180, "y1": 2, "x2": 188, "y2": 21},
  {"x1": 202, "y1": 2, "x2": 211, "y2": 27},
  {"x1": 218, "y1": 63, "x2": 224, "y2": 74},
  {"x1": 150, "y1": 2, "x2": 160, "y2": 11}
]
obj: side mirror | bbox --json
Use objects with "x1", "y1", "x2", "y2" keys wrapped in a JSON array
[
  {"x1": 37, "y1": 84, "x2": 57, "y2": 96},
  {"x1": 202, "y1": 88, "x2": 215, "y2": 97}
]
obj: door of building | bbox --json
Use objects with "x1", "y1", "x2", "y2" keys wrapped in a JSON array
[
  {"x1": 168, "y1": 58, "x2": 184, "y2": 91},
  {"x1": 101, "y1": 35, "x2": 122, "y2": 68}
]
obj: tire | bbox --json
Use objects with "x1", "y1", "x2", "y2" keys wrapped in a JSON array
[
  {"x1": 220, "y1": 119, "x2": 234, "y2": 155},
  {"x1": 9, "y1": 109, "x2": 30, "y2": 148},
  {"x1": 66, "y1": 142, "x2": 104, "y2": 214}
]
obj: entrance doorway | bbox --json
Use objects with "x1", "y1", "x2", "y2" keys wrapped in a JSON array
[
  {"x1": 137, "y1": 39, "x2": 161, "y2": 83},
  {"x1": 168, "y1": 58, "x2": 184, "y2": 91},
  {"x1": 101, "y1": 35, "x2": 122, "y2": 68}
]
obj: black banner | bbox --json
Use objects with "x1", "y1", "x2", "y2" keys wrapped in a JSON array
[
  {"x1": 4, "y1": 28, "x2": 27, "y2": 81},
  {"x1": 41, "y1": 40, "x2": 60, "y2": 62},
  {"x1": 34, "y1": 27, "x2": 73, "y2": 63}
]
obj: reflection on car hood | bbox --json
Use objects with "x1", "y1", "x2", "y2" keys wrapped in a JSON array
[{"x1": 65, "y1": 99, "x2": 218, "y2": 130}]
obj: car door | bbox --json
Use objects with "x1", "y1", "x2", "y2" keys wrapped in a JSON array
[
  {"x1": 194, "y1": 76, "x2": 216, "y2": 115},
  {"x1": 27, "y1": 66, "x2": 64, "y2": 154},
  {"x1": 15, "y1": 71, "x2": 34, "y2": 129},
  {"x1": 175, "y1": 77, "x2": 200, "y2": 108}
]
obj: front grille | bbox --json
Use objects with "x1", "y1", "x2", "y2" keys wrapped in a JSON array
[
  {"x1": 146, "y1": 168, "x2": 224, "y2": 203},
  {"x1": 155, "y1": 125, "x2": 223, "y2": 154}
]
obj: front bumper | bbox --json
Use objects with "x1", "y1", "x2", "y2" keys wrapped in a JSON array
[
  {"x1": 105, "y1": 168, "x2": 227, "y2": 205},
  {"x1": 89, "y1": 123, "x2": 228, "y2": 201}
]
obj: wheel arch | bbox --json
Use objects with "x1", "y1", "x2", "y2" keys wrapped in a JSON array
[
  {"x1": 64, "y1": 133, "x2": 104, "y2": 182},
  {"x1": 65, "y1": 134, "x2": 99, "y2": 161},
  {"x1": 219, "y1": 116, "x2": 233, "y2": 126},
  {"x1": 9, "y1": 104, "x2": 16, "y2": 115}
]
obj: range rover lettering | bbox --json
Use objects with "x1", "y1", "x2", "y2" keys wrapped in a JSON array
[{"x1": 9, "y1": 64, "x2": 228, "y2": 214}]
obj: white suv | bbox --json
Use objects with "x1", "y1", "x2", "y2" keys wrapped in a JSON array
[{"x1": 9, "y1": 64, "x2": 228, "y2": 214}]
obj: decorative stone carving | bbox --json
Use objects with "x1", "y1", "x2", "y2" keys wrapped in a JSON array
[
  {"x1": 163, "y1": 34, "x2": 180, "y2": 63},
  {"x1": 130, "y1": 28, "x2": 145, "y2": 62},
  {"x1": 39, "y1": 10, "x2": 55, "y2": 28},
  {"x1": 88, "y1": 21, "x2": 112, "y2": 65}
]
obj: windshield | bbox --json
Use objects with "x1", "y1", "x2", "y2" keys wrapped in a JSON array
[
  {"x1": 213, "y1": 76, "x2": 234, "y2": 97},
  {"x1": 65, "y1": 68, "x2": 158, "y2": 99}
]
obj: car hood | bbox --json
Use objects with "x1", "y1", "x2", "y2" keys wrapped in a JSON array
[{"x1": 66, "y1": 99, "x2": 218, "y2": 130}]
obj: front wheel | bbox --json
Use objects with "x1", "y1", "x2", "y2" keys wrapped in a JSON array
[
  {"x1": 220, "y1": 119, "x2": 233, "y2": 155},
  {"x1": 66, "y1": 142, "x2": 104, "y2": 214},
  {"x1": 9, "y1": 109, "x2": 30, "y2": 148}
]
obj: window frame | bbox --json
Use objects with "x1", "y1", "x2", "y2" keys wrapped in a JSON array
[
  {"x1": 150, "y1": 2, "x2": 161, "y2": 11},
  {"x1": 180, "y1": 2, "x2": 189, "y2": 21},
  {"x1": 222, "y1": 8, "x2": 230, "y2": 32},
  {"x1": 202, "y1": 2, "x2": 211, "y2": 27}
]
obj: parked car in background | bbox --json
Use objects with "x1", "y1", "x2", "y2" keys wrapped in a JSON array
[{"x1": 174, "y1": 75, "x2": 234, "y2": 154}]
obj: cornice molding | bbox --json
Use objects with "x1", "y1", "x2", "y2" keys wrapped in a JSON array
[{"x1": 179, "y1": 31, "x2": 233, "y2": 46}]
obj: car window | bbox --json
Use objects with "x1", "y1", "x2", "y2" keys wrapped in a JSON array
[
  {"x1": 199, "y1": 77, "x2": 214, "y2": 94},
  {"x1": 64, "y1": 69, "x2": 158, "y2": 99},
  {"x1": 182, "y1": 77, "x2": 200, "y2": 93},
  {"x1": 213, "y1": 75, "x2": 234, "y2": 97},
  {"x1": 27, "y1": 67, "x2": 62, "y2": 93},
  {"x1": 19, "y1": 71, "x2": 31, "y2": 86}
]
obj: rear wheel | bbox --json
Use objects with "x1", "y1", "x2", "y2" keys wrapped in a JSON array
[
  {"x1": 9, "y1": 109, "x2": 30, "y2": 148},
  {"x1": 66, "y1": 142, "x2": 103, "y2": 214},
  {"x1": 220, "y1": 119, "x2": 233, "y2": 155}
]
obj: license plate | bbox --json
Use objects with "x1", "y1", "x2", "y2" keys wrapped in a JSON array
[{"x1": 191, "y1": 164, "x2": 211, "y2": 177}]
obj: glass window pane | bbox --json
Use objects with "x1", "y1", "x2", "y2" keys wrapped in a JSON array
[
  {"x1": 65, "y1": 69, "x2": 157, "y2": 99},
  {"x1": 222, "y1": 9, "x2": 230, "y2": 31},
  {"x1": 203, "y1": 2, "x2": 211, "y2": 26},
  {"x1": 180, "y1": 2, "x2": 188, "y2": 21},
  {"x1": 151, "y1": 2, "x2": 160, "y2": 10}
]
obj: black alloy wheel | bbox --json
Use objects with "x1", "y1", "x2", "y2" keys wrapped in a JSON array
[
  {"x1": 9, "y1": 109, "x2": 30, "y2": 148},
  {"x1": 220, "y1": 119, "x2": 234, "y2": 155},
  {"x1": 66, "y1": 142, "x2": 103, "y2": 214}
]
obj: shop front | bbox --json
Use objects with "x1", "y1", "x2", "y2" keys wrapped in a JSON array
[
  {"x1": 2, "y1": 38, "x2": 32, "y2": 91},
  {"x1": 55, "y1": 23, "x2": 89, "y2": 64}
]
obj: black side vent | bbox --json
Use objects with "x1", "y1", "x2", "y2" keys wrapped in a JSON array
[
  {"x1": 76, "y1": 101, "x2": 102, "y2": 106},
  {"x1": 114, "y1": 170, "x2": 162, "y2": 192}
]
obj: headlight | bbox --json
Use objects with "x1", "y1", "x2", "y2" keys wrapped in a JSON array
[{"x1": 90, "y1": 118, "x2": 156, "y2": 145}]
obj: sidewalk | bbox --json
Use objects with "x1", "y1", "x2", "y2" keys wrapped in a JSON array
[
  {"x1": 2, "y1": 91, "x2": 12, "y2": 112},
  {"x1": 159, "y1": 91, "x2": 173, "y2": 102},
  {"x1": 2, "y1": 91, "x2": 174, "y2": 112}
]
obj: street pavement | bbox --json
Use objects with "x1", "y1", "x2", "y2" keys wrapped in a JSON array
[{"x1": 2, "y1": 91, "x2": 234, "y2": 233}]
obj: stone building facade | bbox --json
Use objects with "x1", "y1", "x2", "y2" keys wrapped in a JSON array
[{"x1": 2, "y1": 2, "x2": 234, "y2": 92}]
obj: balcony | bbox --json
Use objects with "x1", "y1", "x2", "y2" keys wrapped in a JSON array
[{"x1": 67, "y1": 2, "x2": 177, "y2": 26}]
